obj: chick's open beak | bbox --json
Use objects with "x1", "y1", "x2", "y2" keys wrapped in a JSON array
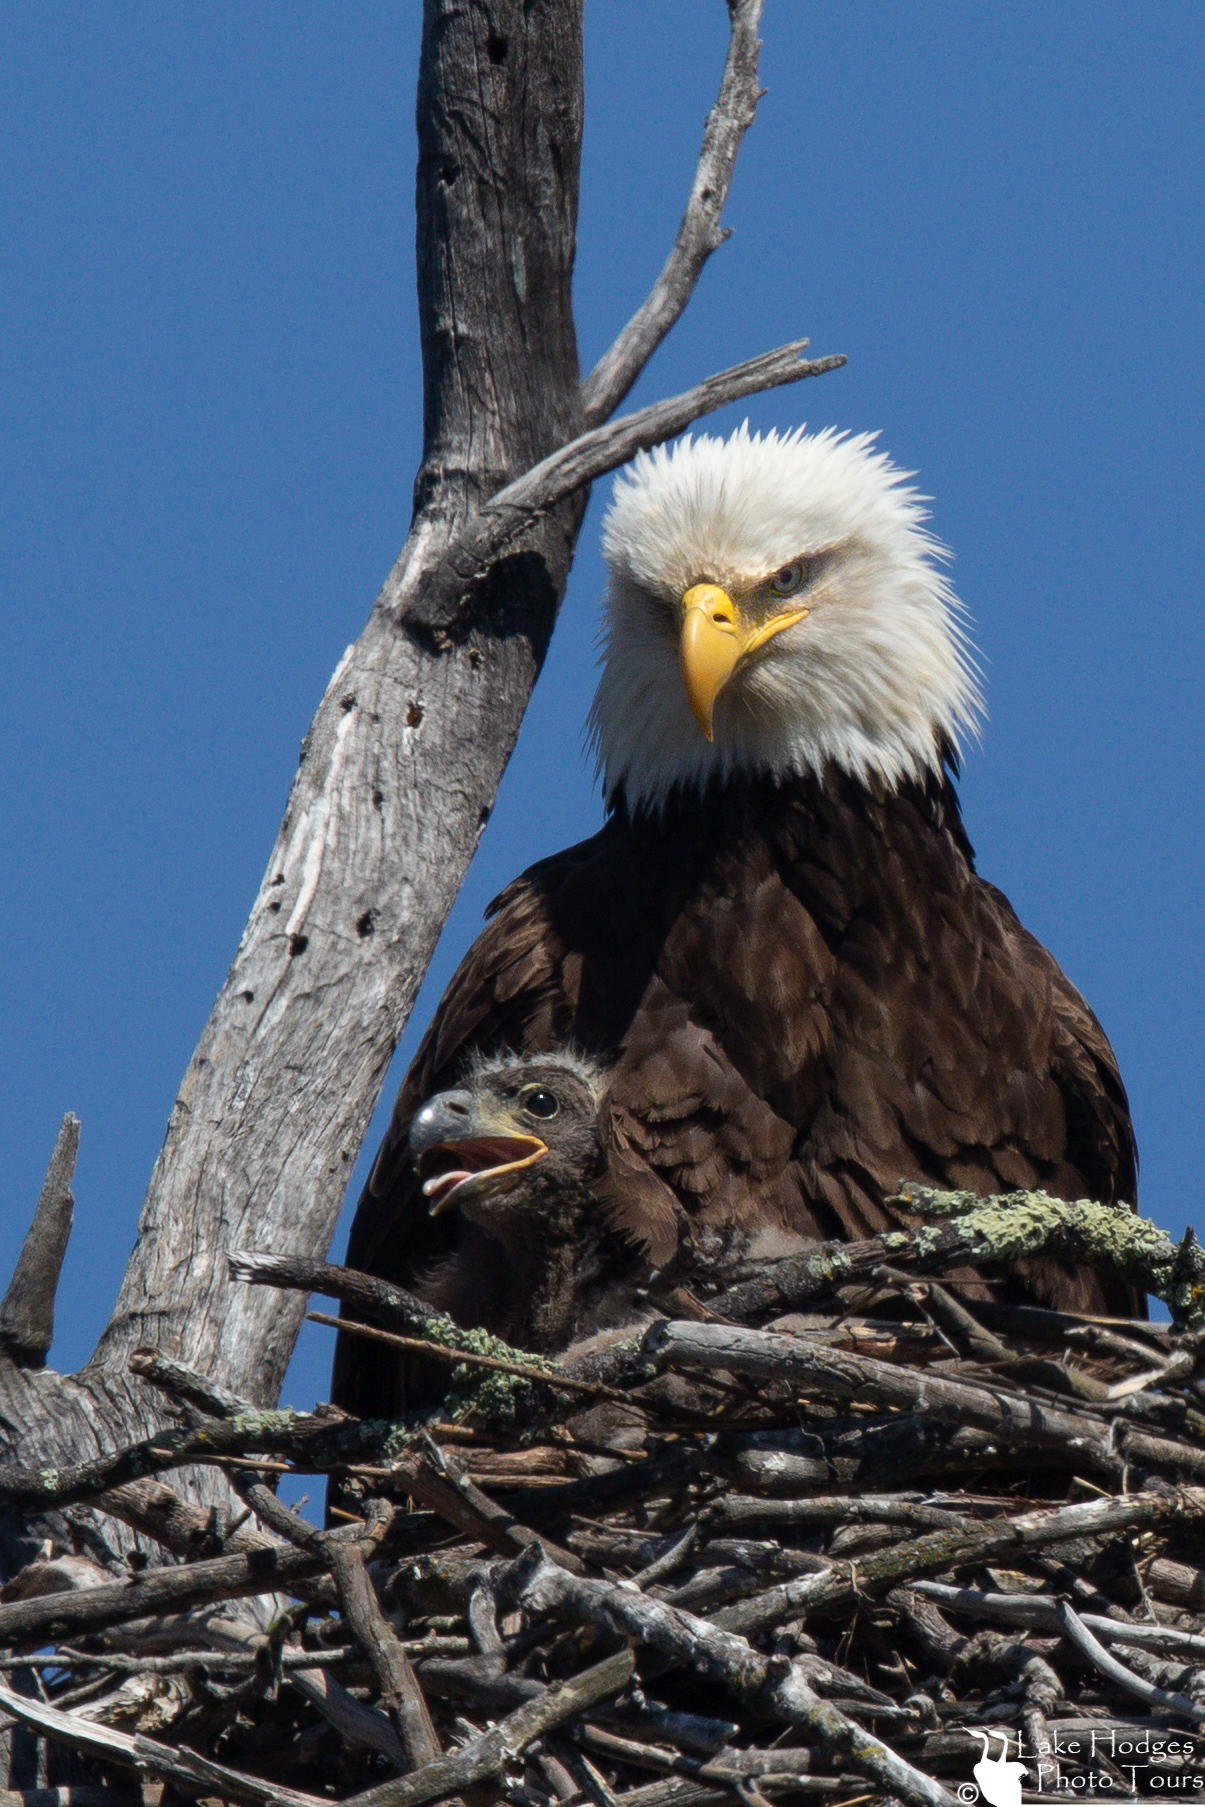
[
  {"x1": 420, "y1": 1136, "x2": 546, "y2": 1215},
  {"x1": 408, "y1": 1090, "x2": 547, "y2": 1216},
  {"x1": 679, "y1": 583, "x2": 809, "y2": 740}
]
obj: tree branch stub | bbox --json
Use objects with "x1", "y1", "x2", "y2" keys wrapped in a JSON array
[{"x1": 0, "y1": 1113, "x2": 79, "y2": 1368}]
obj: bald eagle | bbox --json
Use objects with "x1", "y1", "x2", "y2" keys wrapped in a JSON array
[{"x1": 335, "y1": 425, "x2": 1141, "y2": 1419}]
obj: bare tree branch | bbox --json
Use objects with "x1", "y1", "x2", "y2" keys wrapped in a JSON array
[
  {"x1": 343, "y1": 1650, "x2": 636, "y2": 1807},
  {"x1": 0, "y1": 1531, "x2": 330, "y2": 1647},
  {"x1": 310, "y1": 1308, "x2": 661, "y2": 1414},
  {"x1": 0, "y1": 1681, "x2": 328, "y2": 1807},
  {"x1": 388, "y1": 1447, "x2": 583, "y2": 1573},
  {"x1": 93, "y1": 1474, "x2": 272, "y2": 1559},
  {"x1": 328, "y1": 1540, "x2": 443, "y2": 1768},
  {"x1": 503, "y1": 1545, "x2": 957, "y2": 1807},
  {"x1": 128, "y1": 1347, "x2": 252, "y2": 1418},
  {"x1": 79, "y1": 0, "x2": 589, "y2": 1422},
  {"x1": 582, "y1": 0, "x2": 766, "y2": 425},
  {"x1": 0, "y1": 1407, "x2": 406, "y2": 1511},
  {"x1": 21, "y1": 1245, "x2": 1205, "y2": 1802},
  {"x1": 913, "y1": 1578, "x2": 1205, "y2": 1660},
  {"x1": 407, "y1": 341, "x2": 844, "y2": 637},
  {"x1": 228, "y1": 1250, "x2": 448, "y2": 1334},
  {"x1": 652, "y1": 1317, "x2": 1123, "y2": 1456},
  {"x1": 1054, "y1": 1599, "x2": 1205, "y2": 1725},
  {"x1": 0, "y1": 1, "x2": 594, "y2": 1507}
]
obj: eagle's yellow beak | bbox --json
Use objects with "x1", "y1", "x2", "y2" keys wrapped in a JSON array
[{"x1": 679, "y1": 584, "x2": 809, "y2": 740}]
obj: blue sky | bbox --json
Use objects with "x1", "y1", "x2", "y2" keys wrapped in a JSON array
[{"x1": 2, "y1": 4, "x2": 1203, "y2": 1413}]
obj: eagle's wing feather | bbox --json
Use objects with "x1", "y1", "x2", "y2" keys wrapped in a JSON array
[{"x1": 979, "y1": 880, "x2": 1138, "y2": 1204}]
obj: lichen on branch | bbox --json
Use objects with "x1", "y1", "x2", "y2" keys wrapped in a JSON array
[{"x1": 891, "y1": 1183, "x2": 1205, "y2": 1326}]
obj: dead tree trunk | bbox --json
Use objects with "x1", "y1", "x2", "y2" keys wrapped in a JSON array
[
  {"x1": 0, "y1": 0, "x2": 840, "y2": 1506},
  {"x1": 90, "y1": 0, "x2": 589, "y2": 1408}
]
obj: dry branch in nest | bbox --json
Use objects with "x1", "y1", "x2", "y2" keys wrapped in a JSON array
[{"x1": 4, "y1": 1193, "x2": 1205, "y2": 1807}]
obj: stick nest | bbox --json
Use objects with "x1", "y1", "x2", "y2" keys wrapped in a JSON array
[{"x1": 5, "y1": 1188, "x2": 1205, "y2": 1807}]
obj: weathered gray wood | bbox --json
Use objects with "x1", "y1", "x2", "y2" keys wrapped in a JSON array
[
  {"x1": 708, "y1": 1490, "x2": 1176, "y2": 1637},
  {"x1": 504, "y1": 1545, "x2": 957, "y2": 1807},
  {"x1": 92, "y1": 1475, "x2": 273, "y2": 1559},
  {"x1": 0, "y1": 1680, "x2": 328, "y2": 1807},
  {"x1": 0, "y1": 1116, "x2": 78, "y2": 1367},
  {"x1": 87, "y1": 0, "x2": 591, "y2": 1414},
  {"x1": 0, "y1": 0, "x2": 588, "y2": 1519},
  {"x1": 329, "y1": 1540, "x2": 443, "y2": 1769},
  {"x1": 1053, "y1": 1598, "x2": 1205, "y2": 1724},
  {"x1": 912, "y1": 1578, "x2": 1205, "y2": 1659},
  {"x1": 343, "y1": 1649, "x2": 636, "y2": 1807},
  {"x1": 0, "y1": 1539, "x2": 324, "y2": 1646},
  {"x1": 228, "y1": 1249, "x2": 450, "y2": 1333},
  {"x1": 202, "y1": 1605, "x2": 412, "y2": 1770},
  {"x1": 128, "y1": 1347, "x2": 252, "y2": 1418},
  {"x1": 0, "y1": 1507, "x2": 413, "y2": 1647},
  {"x1": 643, "y1": 1318, "x2": 1168, "y2": 1479},
  {"x1": 0, "y1": 1405, "x2": 426, "y2": 1510},
  {"x1": 0, "y1": 1, "x2": 593, "y2": 1510}
]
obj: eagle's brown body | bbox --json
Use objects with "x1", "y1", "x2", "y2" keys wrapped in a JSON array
[{"x1": 334, "y1": 756, "x2": 1140, "y2": 1421}]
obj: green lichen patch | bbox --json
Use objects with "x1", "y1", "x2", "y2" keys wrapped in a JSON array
[{"x1": 889, "y1": 1183, "x2": 1205, "y2": 1327}]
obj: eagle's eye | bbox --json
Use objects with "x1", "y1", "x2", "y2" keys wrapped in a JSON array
[
  {"x1": 769, "y1": 561, "x2": 807, "y2": 598},
  {"x1": 520, "y1": 1087, "x2": 560, "y2": 1121}
]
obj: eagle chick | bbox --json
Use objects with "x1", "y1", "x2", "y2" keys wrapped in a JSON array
[{"x1": 406, "y1": 1054, "x2": 643, "y2": 1355}]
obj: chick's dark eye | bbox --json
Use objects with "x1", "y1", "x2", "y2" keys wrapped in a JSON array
[
  {"x1": 769, "y1": 561, "x2": 807, "y2": 598},
  {"x1": 521, "y1": 1088, "x2": 560, "y2": 1121}
]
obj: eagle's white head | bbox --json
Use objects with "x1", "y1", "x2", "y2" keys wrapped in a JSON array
[{"x1": 588, "y1": 423, "x2": 982, "y2": 812}]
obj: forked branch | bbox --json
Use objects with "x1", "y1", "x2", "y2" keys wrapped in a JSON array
[{"x1": 407, "y1": 340, "x2": 844, "y2": 637}]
